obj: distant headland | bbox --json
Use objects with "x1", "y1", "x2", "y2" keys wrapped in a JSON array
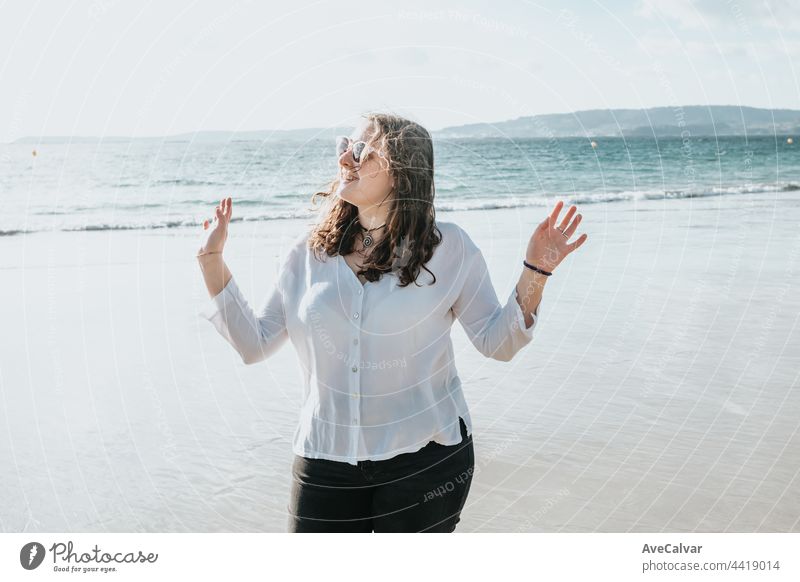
[{"x1": 9, "y1": 105, "x2": 799, "y2": 144}]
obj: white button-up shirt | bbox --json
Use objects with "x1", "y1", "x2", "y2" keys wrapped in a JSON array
[{"x1": 198, "y1": 220, "x2": 540, "y2": 465}]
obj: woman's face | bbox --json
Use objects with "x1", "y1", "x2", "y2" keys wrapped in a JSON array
[{"x1": 336, "y1": 120, "x2": 394, "y2": 209}]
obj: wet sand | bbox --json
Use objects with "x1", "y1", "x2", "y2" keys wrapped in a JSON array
[{"x1": 1, "y1": 190, "x2": 798, "y2": 532}]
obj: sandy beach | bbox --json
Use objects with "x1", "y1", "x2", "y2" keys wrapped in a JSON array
[{"x1": 2, "y1": 190, "x2": 798, "y2": 532}]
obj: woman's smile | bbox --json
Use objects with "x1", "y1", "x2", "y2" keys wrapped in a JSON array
[{"x1": 340, "y1": 169, "x2": 360, "y2": 184}]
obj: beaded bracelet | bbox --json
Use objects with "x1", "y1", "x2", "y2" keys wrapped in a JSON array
[{"x1": 522, "y1": 260, "x2": 552, "y2": 276}]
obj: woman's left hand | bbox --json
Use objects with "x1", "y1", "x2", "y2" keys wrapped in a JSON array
[{"x1": 526, "y1": 200, "x2": 588, "y2": 272}]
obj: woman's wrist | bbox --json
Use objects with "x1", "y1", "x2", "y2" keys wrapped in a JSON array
[
  {"x1": 197, "y1": 251, "x2": 224, "y2": 267},
  {"x1": 522, "y1": 265, "x2": 548, "y2": 284},
  {"x1": 517, "y1": 267, "x2": 546, "y2": 321},
  {"x1": 522, "y1": 258, "x2": 553, "y2": 277}
]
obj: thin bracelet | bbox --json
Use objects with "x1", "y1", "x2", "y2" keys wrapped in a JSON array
[
  {"x1": 196, "y1": 251, "x2": 223, "y2": 258},
  {"x1": 522, "y1": 260, "x2": 552, "y2": 276}
]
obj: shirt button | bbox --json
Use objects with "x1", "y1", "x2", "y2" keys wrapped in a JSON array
[
  {"x1": 353, "y1": 312, "x2": 359, "y2": 319},
  {"x1": 351, "y1": 393, "x2": 359, "y2": 399},
  {"x1": 357, "y1": 288, "x2": 363, "y2": 295},
  {"x1": 351, "y1": 365, "x2": 358, "y2": 372}
]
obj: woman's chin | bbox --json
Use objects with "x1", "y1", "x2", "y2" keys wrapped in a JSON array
[{"x1": 335, "y1": 180, "x2": 359, "y2": 200}]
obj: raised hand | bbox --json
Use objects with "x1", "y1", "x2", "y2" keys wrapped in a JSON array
[
  {"x1": 199, "y1": 196, "x2": 232, "y2": 255},
  {"x1": 526, "y1": 200, "x2": 588, "y2": 272}
]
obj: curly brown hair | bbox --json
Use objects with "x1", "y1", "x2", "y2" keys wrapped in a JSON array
[{"x1": 307, "y1": 112, "x2": 442, "y2": 288}]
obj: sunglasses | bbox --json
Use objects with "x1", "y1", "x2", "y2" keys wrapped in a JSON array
[{"x1": 335, "y1": 135, "x2": 385, "y2": 166}]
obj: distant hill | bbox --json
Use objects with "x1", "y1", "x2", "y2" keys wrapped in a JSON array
[
  {"x1": 10, "y1": 106, "x2": 799, "y2": 143},
  {"x1": 432, "y1": 106, "x2": 800, "y2": 138}
]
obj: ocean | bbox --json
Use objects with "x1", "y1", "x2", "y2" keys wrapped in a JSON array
[{"x1": 2, "y1": 135, "x2": 797, "y2": 236}]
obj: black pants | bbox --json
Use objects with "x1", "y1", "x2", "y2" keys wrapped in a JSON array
[{"x1": 287, "y1": 416, "x2": 474, "y2": 532}]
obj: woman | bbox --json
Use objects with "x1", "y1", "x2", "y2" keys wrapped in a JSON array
[{"x1": 196, "y1": 113, "x2": 587, "y2": 532}]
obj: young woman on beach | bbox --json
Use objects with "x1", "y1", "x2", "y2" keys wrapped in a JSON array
[{"x1": 196, "y1": 112, "x2": 587, "y2": 532}]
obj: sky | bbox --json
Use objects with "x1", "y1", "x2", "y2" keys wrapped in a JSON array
[{"x1": 1, "y1": 0, "x2": 799, "y2": 142}]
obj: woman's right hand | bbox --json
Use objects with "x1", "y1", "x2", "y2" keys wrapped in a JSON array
[{"x1": 199, "y1": 196, "x2": 232, "y2": 254}]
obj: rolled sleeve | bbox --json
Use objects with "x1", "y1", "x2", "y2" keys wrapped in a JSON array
[
  {"x1": 196, "y1": 230, "x2": 311, "y2": 365},
  {"x1": 197, "y1": 274, "x2": 288, "y2": 365},
  {"x1": 198, "y1": 275, "x2": 239, "y2": 321},
  {"x1": 453, "y1": 244, "x2": 540, "y2": 362},
  {"x1": 509, "y1": 285, "x2": 541, "y2": 340}
]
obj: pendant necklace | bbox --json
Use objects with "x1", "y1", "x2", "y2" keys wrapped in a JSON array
[{"x1": 361, "y1": 222, "x2": 386, "y2": 249}]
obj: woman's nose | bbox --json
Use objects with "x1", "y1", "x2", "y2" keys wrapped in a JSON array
[{"x1": 338, "y1": 149, "x2": 356, "y2": 169}]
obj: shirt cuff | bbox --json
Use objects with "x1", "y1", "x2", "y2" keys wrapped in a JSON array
[
  {"x1": 511, "y1": 286, "x2": 540, "y2": 338},
  {"x1": 198, "y1": 275, "x2": 239, "y2": 321}
]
